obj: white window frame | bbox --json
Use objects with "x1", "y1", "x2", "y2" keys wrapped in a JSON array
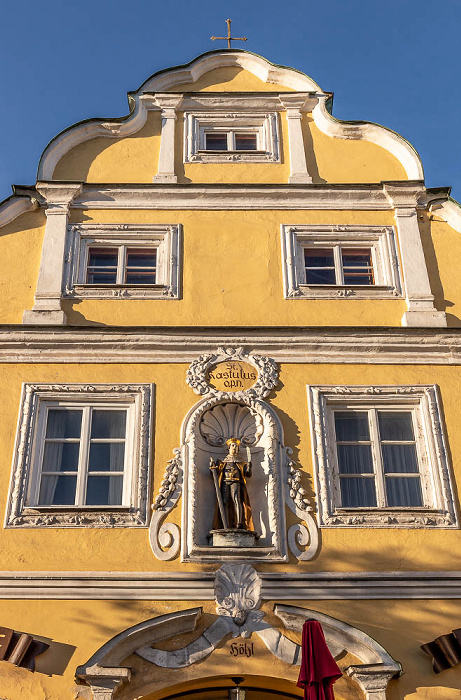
[
  {"x1": 281, "y1": 225, "x2": 402, "y2": 299},
  {"x1": 63, "y1": 224, "x2": 182, "y2": 299},
  {"x1": 184, "y1": 112, "x2": 280, "y2": 163},
  {"x1": 5, "y1": 383, "x2": 154, "y2": 528},
  {"x1": 307, "y1": 385, "x2": 458, "y2": 528}
]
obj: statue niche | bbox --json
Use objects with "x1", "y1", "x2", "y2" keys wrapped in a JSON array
[{"x1": 181, "y1": 397, "x2": 288, "y2": 561}]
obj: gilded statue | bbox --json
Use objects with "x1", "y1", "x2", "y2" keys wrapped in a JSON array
[{"x1": 209, "y1": 437, "x2": 254, "y2": 531}]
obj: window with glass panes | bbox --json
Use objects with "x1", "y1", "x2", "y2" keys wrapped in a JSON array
[
  {"x1": 86, "y1": 247, "x2": 156, "y2": 285},
  {"x1": 304, "y1": 247, "x2": 374, "y2": 285},
  {"x1": 36, "y1": 406, "x2": 129, "y2": 507},
  {"x1": 204, "y1": 131, "x2": 258, "y2": 151},
  {"x1": 333, "y1": 410, "x2": 423, "y2": 508}
]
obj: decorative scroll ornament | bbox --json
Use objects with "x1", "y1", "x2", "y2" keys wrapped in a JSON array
[
  {"x1": 186, "y1": 347, "x2": 279, "y2": 399},
  {"x1": 285, "y1": 450, "x2": 319, "y2": 561},
  {"x1": 149, "y1": 449, "x2": 182, "y2": 561}
]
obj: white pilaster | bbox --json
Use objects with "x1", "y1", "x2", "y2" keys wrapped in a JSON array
[
  {"x1": 23, "y1": 183, "x2": 82, "y2": 326},
  {"x1": 279, "y1": 95, "x2": 312, "y2": 184},
  {"x1": 153, "y1": 94, "x2": 183, "y2": 183},
  {"x1": 384, "y1": 184, "x2": 446, "y2": 327}
]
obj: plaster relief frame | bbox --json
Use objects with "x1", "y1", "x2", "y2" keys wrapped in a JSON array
[
  {"x1": 5, "y1": 383, "x2": 153, "y2": 528},
  {"x1": 184, "y1": 112, "x2": 280, "y2": 163},
  {"x1": 63, "y1": 224, "x2": 182, "y2": 299},
  {"x1": 281, "y1": 225, "x2": 402, "y2": 299},
  {"x1": 308, "y1": 384, "x2": 458, "y2": 528}
]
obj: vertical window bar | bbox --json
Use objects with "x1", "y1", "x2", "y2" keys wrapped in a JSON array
[
  {"x1": 229, "y1": 132, "x2": 235, "y2": 151},
  {"x1": 334, "y1": 246, "x2": 343, "y2": 284},
  {"x1": 117, "y1": 246, "x2": 125, "y2": 285},
  {"x1": 77, "y1": 406, "x2": 92, "y2": 506},
  {"x1": 369, "y1": 408, "x2": 386, "y2": 507}
]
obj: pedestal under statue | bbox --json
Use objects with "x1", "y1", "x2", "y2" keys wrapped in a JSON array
[{"x1": 209, "y1": 437, "x2": 258, "y2": 547}]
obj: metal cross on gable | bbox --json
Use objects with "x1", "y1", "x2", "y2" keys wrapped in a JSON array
[{"x1": 211, "y1": 19, "x2": 247, "y2": 50}]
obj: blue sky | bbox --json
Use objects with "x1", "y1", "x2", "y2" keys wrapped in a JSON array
[{"x1": 1, "y1": 0, "x2": 460, "y2": 201}]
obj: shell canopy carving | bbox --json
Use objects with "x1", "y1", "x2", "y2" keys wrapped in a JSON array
[{"x1": 200, "y1": 403, "x2": 263, "y2": 446}]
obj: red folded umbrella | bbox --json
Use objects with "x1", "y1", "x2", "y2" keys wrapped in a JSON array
[{"x1": 297, "y1": 620, "x2": 342, "y2": 700}]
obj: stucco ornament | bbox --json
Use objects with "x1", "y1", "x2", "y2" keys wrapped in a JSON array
[
  {"x1": 186, "y1": 347, "x2": 279, "y2": 399},
  {"x1": 149, "y1": 449, "x2": 182, "y2": 561},
  {"x1": 214, "y1": 564, "x2": 264, "y2": 636}
]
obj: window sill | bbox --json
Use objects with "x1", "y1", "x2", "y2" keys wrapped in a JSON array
[
  {"x1": 66, "y1": 284, "x2": 177, "y2": 300},
  {"x1": 324, "y1": 506, "x2": 454, "y2": 528},
  {"x1": 289, "y1": 284, "x2": 402, "y2": 299}
]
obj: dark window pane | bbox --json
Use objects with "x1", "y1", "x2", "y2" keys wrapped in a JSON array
[
  {"x1": 205, "y1": 133, "x2": 228, "y2": 150},
  {"x1": 378, "y1": 412, "x2": 414, "y2": 441},
  {"x1": 88, "y1": 249, "x2": 118, "y2": 268},
  {"x1": 343, "y1": 273, "x2": 374, "y2": 285},
  {"x1": 235, "y1": 133, "x2": 257, "y2": 150},
  {"x1": 337, "y1": 445, "x2": 374, "y2": 474},
  {"x1": 335, "y1": 412, "x2": 370, "y2": 441},
  {"x1": 386, "y1": 476, "x2": 423, "y2": 507},
  {"x1": 86, "y1": 475, "x2": 123, "y2": 505},
  {"x1": 87, "y1": 271, "x2": 117, "y2": 284},
  {"x1": 342, "y1": 249, "x2": 372, "y2": 267},
  {"x1": 91, "y1": 410, "x2": 126, "y2": 439},
  {"x1": 125, "y1": 272, "x2": 156, "y2": 284},
  {"x1": 340, "y1": 477, "x2": 377, "y2": 507},
  {"x1": 304, "y1": 249, "x2": 335, "y2": 267},
  {"x1": 38, "y1": 475, "x2": 77, "y2": 505},
  {"x1": 89, "y1": 443, "x2": 125, "y2": 472},
  {"x1": 46, "y1": 410, "x2": 82, "y2": 438},
  {"x1": 42, "y1": 442, "x2": 80, "y2": 472},
  {"x1": 382, "y1": 445, "x2": 419, "y2": 474},
  {"x1": 126, "y1": 249, "x2": 156, "y2": 268},
  {"x1": 305, "y1": 268, "x2": 337, "y2": 284}
]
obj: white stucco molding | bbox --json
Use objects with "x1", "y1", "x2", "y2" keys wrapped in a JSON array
[
  {"x1": 36, "y1": 49, "x2": 423, "y2": 184},
  {"x1": 312, "y1": 96, "x2": 424, "y2": 180},
  {"x1": 153, "y1": 94, "x2": 183, "y2": 183},
  {"x1": 75, "y1": 591, "x2": 402, "y2": 699},
  {"x1": 23, "y1": 183, "x2": 83, "y2": 325},
  {"x1": 429, "y1": 198, "x2": 461, "y2": 234},
  {"x1": 0, "y1": 192, "x2": 39, "y2": 229},
  {"x1": 76, "y1": 608, "x2": 201, "y2": 700},
  {"x1": 384, "y1": 183, "x2": 447, "y2": 327}
]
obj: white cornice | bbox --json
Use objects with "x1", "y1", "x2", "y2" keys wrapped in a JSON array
[
  {"x1": 2, "y1": 328, "x2": 461, "y2": 364},
  {"x1": 73, "y1": 183, "x2": 395, "y2": 210},
  {"x1": 0, "y1": 570, "x2": 460, "y2": 600}
]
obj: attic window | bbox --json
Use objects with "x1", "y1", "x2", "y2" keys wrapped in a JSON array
[{"x1": 184, "y1": 112, "x2": 280, "y2": 163}]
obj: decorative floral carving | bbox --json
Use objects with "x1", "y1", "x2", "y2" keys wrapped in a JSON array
[
  {"x1": 285, "y1": 451, "x2": 319, "y2": 561},
  {"x1": 215, "y1": 564, "x2": 263, "y2": 635},
  {"x1": 186, "y1": 347, "x2": 279, "y2": 399}
]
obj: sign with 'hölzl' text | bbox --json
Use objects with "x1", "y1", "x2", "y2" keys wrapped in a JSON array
[{"x1": 207, "y1": 361, "x2": 258, "y2": 392}]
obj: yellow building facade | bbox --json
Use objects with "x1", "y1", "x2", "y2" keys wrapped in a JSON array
[{"x1": 1, "y1": 49, "x2": 461, "y2": 699}]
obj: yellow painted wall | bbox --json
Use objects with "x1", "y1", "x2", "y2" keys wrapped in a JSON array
[
  {"x1": 304, "y1": 117, "x2": 408, "y2": 183},
  {"x1": 166, "y1": 66, "x2": 296, "y2": 93},
  {"x1": 63, "y1": 208, "x2": 404, "y2": 327},
  {"x1": 53, "y1": 112, "x2": 162, "y2": 183},
  {"x1": 428, "y1": 215, "x2": 461, "y2": 327},
  {"x1": 50, "y1": 66, "x2": 407, "y2": 185},
  {"x1": 0, "y1": 597, "x2": 460, "y2": 700},
  {"x1": 1, "y1": 362, "x2": 461, "y2": 573},
  {"x1": 0, "y1": 211, "x2": 45, "y2": 323}
]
